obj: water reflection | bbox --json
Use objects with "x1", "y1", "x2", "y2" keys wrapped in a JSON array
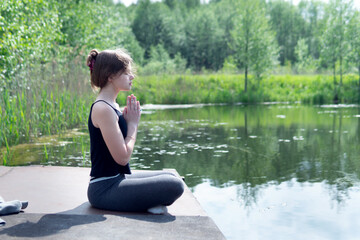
[
  {"x1": 1, "y1": 104, "x2": 360, "y2": 239},
  {"x1": 194, "y1": 179, "x2": 360, "y2": 240}
]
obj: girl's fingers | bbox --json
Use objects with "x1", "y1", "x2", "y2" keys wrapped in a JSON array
[
  {"x1": 127, "y1": 95, "x2": 139, "y2": 112},
  {"x1": 137, "y1": 101, "x2": 140, "y2": 112},
  {"x1": 131, "y1": 95, "x2": 137, "y2": 110}
]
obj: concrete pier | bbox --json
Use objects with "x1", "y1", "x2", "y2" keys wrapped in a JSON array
[{"x1": 0, "y1": 166, "x2": 226, "y2": 239}]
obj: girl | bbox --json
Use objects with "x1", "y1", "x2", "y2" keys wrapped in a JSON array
[{"x1": 86, "y1": 49, "x2": 184, "y2": 214}]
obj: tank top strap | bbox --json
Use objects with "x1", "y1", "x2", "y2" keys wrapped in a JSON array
[{"x1": 92, "y1": 100, "x2": 120, "y2": 114}]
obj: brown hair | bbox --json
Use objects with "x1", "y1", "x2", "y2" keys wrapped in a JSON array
[{"x1": 86, "y1": 49, "x2": 133, "y2": 89}]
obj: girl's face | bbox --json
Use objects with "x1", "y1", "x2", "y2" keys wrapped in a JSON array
[{"x1": 110, "y1": 67, "x2": 134, "y2": 91}]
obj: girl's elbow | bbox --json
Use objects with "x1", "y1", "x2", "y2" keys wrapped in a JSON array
[
  {"x1": 114, "y1": 154, "x2": 131, "y2": 166},
  {"x1": 115, "y1": 159, "x2": 129, "y2": 166}
]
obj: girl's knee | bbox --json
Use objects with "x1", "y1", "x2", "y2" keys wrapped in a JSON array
[{"x1": 171, "y1": 177, "x2": 185, "y2": 198}]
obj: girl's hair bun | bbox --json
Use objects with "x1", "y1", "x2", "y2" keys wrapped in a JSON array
[
  {"x1": 87, "y1": 49, "x2": 99, "y2": 75},
  {"x1": 87, "y1": 49, "x2": 99, "y2": 67},
  {"x1": 89, "y1": 49, "x2": 98, "y2": 59}
]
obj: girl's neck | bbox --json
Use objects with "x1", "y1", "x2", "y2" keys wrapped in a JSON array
[{"x1": 97, "y1": 85, "x2": 117, "y2": 103}]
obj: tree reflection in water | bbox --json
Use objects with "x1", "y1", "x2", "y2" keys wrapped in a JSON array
[{"x1": 133, "y1": 104, "x2": 360, "y2": 209}]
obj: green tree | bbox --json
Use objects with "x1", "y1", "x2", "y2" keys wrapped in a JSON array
[
  {"x1": 0, "y1": 0, "x2": 62, "y2": 91},
  {"x1": 212, "y1": 0, "x2": 237, "y2": 71},
  {"x1": 295, "y1": 38, "x2": 318, "y2": 73},
  {"x1": 185, "y1": 7, "x2": 226, "y2": 71},
  {"x1": 347, "y1": 10, "x2": 360, "y2": 89},
  {"x1": 140, "y1": 44, "x2": 187, "y2": 75},
  {"x1": 160, "y1": 7, "x2": 186, "y2": 58},
  {"x1": 183, "y1": 0, "x2": 200, "y2": 9},
  {"x1": 267, "y1": 0, "x2": 308, "y2": 66},
  {"x1": 57, "y1": 0, "x2": 144, "y2": 86},
  {"x1": 297, "y1": 0, "x2": 326, "y2": 61},
  {"x1": 58, "y1": 0, "x2": 141, "y2": 57},
  {"x1": 131, "y1": 1, "x2": 169, "y2": 58},
  {"x1": 230, "y1": 0, "x2": 278, "y2": 92},
  {"x1": 320, "y1": 0, "x2": 353, "y2": 90}
]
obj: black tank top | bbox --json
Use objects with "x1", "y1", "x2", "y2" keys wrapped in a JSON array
[{"x1": 88, "y1": 100, "x2": 131, "y2": 178}]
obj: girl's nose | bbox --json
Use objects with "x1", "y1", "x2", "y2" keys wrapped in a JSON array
[{"x1": 129, "y1": 74, "x2": 134, "y2": 80}]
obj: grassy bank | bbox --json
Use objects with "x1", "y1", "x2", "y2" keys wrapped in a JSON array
[
  {"x1": 119, "y1": 74, "x2": 360, "y2": 105},
  {"x1": 1, "y1": 74, "x2": 360, "y2": 151}
]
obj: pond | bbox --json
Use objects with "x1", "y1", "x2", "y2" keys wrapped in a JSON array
[{"x1": 2, "y1": 104, "x2": 360, "y2": 240}]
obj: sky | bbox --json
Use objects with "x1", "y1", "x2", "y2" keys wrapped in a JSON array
[
  {"x1": 292, "y1": 0, "x2": 360, "y2": 9},
  {"x1": 114, "y1": 0, "x2": 360, "y2": 9}
]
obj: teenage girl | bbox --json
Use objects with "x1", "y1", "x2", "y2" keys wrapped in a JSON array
[{"x1": 86, "y1": 49, "x2": 184, "y2": 213}]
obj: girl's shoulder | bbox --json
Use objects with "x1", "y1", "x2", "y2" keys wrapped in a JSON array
[
  {"x1": 91, "y1": 101, "x2": 119, "y2": 128},
  {"x1": 93, "y1": 100, "x2": 121, "y2": 112}
]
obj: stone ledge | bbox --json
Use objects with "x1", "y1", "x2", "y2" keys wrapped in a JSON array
[{"x1": 0, "y1": 166, "x2": 206, "y2": 216}]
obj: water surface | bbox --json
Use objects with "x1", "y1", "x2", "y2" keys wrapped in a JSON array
[{"x1": 2, "y1": 104, "x2": 360, "y2": 240}]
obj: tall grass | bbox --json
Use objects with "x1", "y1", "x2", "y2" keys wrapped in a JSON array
[
  {"x1": 1, "y1": 54, "x2": 94, "y2": 150},
  {"x1": 0, "y1": 87, "x2": 93, "y2": 149}
]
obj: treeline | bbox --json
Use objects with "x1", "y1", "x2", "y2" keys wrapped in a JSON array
[{"x1": 1, "y1": 0, "x2": 360, "y2": 93}]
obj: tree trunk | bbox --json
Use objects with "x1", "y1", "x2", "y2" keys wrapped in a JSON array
[
  {"x1": 245, "y1": 65, "x2": 248, "y2": 93},
  {"x1": 340, "y1": 55, "x2": 343, "y2": 86},
  {"x1": 333, "y1": 62, "x2": 338, "y2": 103},
  {"x1": 333, "y1": 62, "x2": 336, "y2": 85},
  {"x1": 358, "y1": 64, "x2": 360, "y2": 102},
  {"x1": 244, "y1": 111, "x2": 248, "y2": 136},
  {"x1": 358, "y1": 64, "x2": 360, "y2": 89}
]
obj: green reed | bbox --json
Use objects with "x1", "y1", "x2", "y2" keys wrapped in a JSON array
[
  {"x1": 0, "y1": 86, "x2": 93, "y2": 164},
  {"x1": 2, "y1": 134, "x2": 11, "y2": 166},
  {"x1": 43, "y1": 144, "x2": 48, "y2": 161},
  {"x1": 81, "y1": 136, "x2": 86, "y2": 166}
]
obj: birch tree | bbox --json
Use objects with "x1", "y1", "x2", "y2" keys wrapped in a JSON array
[
  {"x1": 347, "y1": 10, "x2": 360, "y2": 88},
  {"x1": 321, "y1": 0, "x2": 353, "y2": 87},
  {"x1": 230, "y1": 0, "x2": 278, "y2": 92}
]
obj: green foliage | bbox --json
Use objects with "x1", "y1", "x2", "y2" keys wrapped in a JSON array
[
  {"x1": 221, "y1": 56, "x2": 238, "y2": 74},
  {"x1": 140, "y1": 44, "x2": 187, "y2": 75},
  {"x1": 0, "y1": 0, "x2": 62, "y2": 90},
  {"x1": 320, "y1": 0, "x2": 354, "y2": 86},
  {"x1": 230, "y1": 0, "x2": 278, "y2": 91},
  {"x1": 347, "y1": 10, "x2": 360, "y2": 85},
  {"x1": 295, "y1": 38, "x2": 318, "y2": 74},
  {"x1": 267, "y1": 0, "x2": 310, "y2": 65},
  {"x1": 58, "y1": 0, "x2": 144, "y2": 62},
  {"x1": 297, "y1": 0, "x2": 326, "y2": 61},
  {"x1": 118, "y1": 74, "x2": 359, "y2": 106},
  {"x1": 185, "y1": 6, "x2": 226, "y2": 71},
  {"x1": 132, "y1": 1, "x2": 174, "y2": 58}
]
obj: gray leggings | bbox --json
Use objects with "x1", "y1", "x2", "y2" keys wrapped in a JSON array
[{"x1": 87, "y1": 171, "x2": 184, "y2": 212}]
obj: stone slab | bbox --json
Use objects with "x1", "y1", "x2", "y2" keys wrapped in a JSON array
[
  {"x1": 0, "y1": 166, "x2": 206, "y2": 216},
  {"x1": 0, "y1": 166, "x2": 226, "y2": 239}
]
